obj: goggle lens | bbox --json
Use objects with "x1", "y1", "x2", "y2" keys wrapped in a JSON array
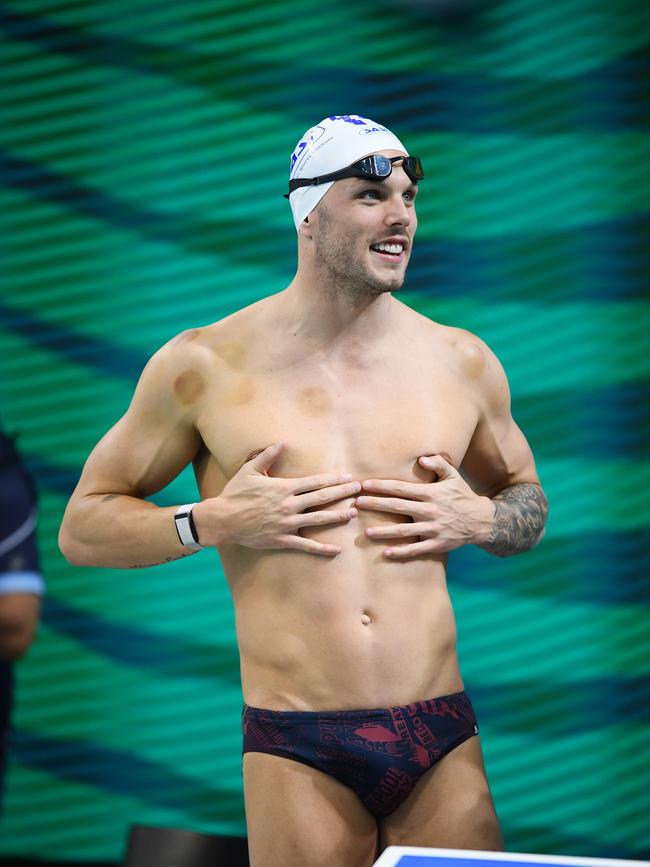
[{"x1": 355, "y1": 155, "x2": 424, "y2": 183}]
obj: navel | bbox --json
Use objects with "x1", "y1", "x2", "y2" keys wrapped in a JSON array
[
  {"x1": 173, "y1": 369, "x2": 205, "y2": 405},
  {"x1": 360, "y1": 611, "x2": 372, "y2": 626}
]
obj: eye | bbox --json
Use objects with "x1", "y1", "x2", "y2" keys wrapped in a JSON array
[
  {"x1": 404, "y1": 189, "x2": 416, "y2": 203},
  {"x1": 359, "y1": 188, "x2": 382, "y2": 200}
]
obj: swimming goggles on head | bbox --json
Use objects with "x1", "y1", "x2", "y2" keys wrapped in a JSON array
[{"x1": 285, "y1": 154, "x2": 424, "y2": 198}]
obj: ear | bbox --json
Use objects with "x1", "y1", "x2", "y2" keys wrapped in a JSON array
[{"x1": 300, "y1": 214, "x2": 314, "y2": 239}]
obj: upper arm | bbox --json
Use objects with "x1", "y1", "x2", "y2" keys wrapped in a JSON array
[
  {"x1": 69, "y1": 334, "x2": 204, "y2": 503},
  {"x1": 458, "y1": 334, "x2": 540, "y2": 498}
]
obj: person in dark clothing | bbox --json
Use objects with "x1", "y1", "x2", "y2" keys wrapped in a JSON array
[{"x1": 0, "y1": 425, "x2": 43, "y2": 807}]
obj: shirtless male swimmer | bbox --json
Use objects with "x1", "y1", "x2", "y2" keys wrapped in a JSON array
[{"x1": 59, "y1": 115, "x2": 548, "y2": 867}]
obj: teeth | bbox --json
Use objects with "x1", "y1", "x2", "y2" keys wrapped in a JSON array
[{"x1": 374, "y1": 242, "x2": 403, "y2": 255}]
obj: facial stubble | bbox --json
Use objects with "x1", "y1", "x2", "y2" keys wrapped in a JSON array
[{"x1": 313, "y1": 204, "x2": 406, "y2": 302}]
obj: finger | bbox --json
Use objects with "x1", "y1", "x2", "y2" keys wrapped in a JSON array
[
  {"x1": 291, "y1": 472, "x2": 355, "y2": 495},
  {"x1": 290, "y1": 508, "x2": 358, "y2": 529},
  {"x1": 383, "y1": 540, "x2": 440, "y2": 559},
  {"x1": 366, "y1": 521, "x2": 431, "y2": 540},
  {"x1": 247, "y1": 441, "x2": 285, "y2": 474},
  {"x1": 360, "y1": 479, "x2": 428, "y2": 500},
  {"x1": 278, "y1": 535, "x2": 341, "y2": 557},
  {"x1": 356, "y1": 496, "x2": 424, "y2": 516},
  {"x1": 418, "y1": 454, "x2": 457, "y2": 480},
  {"x1": 297, "y1": 481, "x2": 361, "y2": 510}
]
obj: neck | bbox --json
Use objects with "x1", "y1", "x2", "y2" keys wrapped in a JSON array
[{"x1": 278, "y1": 272, "x2": 397, "y2": 358}]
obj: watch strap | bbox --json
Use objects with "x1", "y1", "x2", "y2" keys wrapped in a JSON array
[{"x1": 174, "y1": 503, "x2": 203, "y2": 551}]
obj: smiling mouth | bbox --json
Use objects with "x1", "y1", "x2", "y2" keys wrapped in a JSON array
[{"x1": 370, "y1": 241, "x2": 405, "y2": 262}]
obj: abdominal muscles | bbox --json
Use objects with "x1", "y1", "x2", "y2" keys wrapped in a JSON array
[{"x1": 219, "y1": 506, "x2": 462, "y2": 712}]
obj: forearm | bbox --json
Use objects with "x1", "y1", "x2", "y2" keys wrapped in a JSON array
[
  {"x1": 477, "y1": 482, "x2": 548, "y2": 557},
  {"x1": 0, "y1": 620, "x2": 36, "y2": 662},
  {"x1": 0, "y1": 600, "x2": 40, "y2": 662},
  {"x1": 59, "y1": 493, "x2": 201, "y2": 569}
]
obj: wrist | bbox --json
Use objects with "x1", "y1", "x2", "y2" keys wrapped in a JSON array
[
  {"x1": 191, "y1": 498, "x2": 228, "y2": 547},
  {"x1": 174, "y1": 503, "x2": 204, "y2": 551},
  {"x1": 471, "y1": 496, "x2": 496, "y2": 546}
]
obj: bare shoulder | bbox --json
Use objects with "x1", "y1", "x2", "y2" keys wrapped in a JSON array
[
  {"x1": 409, "y1": 312, "x2": 510, "y2": 411},
  {"x1": 162, "y1": 295, "x2": 276, "y2": 375},
  {"x1": 142, "y1": 325, "x2": 213, "y2": 385},
  {"x1": 444, "y1": 325, "x2": 510, "y2": 412},
  {"x1": 438, "y1": 324, "x2": 491, "y2": 374},
  {"x1": 143, "y1": 320, "x2": 244, "y2": 408},
  {"x1": 145, "y1": 309, "x2": 248, "y2": 380}
]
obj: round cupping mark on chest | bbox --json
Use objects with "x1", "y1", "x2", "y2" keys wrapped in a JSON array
[
  {"x1": 223, "y1": 377, "x2": 256, "y2": 407},
  {"x1": 213, "y1": 341, "x2": 247, "y2": 370},
  {"x1": 297, "y1": 386, "x2": 332, "y2": 417}
]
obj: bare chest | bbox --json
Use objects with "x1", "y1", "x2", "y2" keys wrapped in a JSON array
[{"x1": 194, "y1": 357, "x2": 479, "y2": 493}]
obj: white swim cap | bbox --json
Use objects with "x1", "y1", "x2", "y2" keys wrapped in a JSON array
[{"x1": 287, "y1": 115, "x2": 409, "y2": 231}]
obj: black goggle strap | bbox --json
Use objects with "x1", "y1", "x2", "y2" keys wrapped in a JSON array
[{"x1": 285, "y1": 155, "x2": 423, "y2": 198}]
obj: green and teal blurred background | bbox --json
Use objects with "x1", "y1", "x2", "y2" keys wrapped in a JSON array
[{"x1": 1, "y1": 0, "x2": 649, "y2": 861}]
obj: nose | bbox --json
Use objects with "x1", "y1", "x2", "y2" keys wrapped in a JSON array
[{"x1": 385, "y1": 192, "x2": 412, "y2": 228}]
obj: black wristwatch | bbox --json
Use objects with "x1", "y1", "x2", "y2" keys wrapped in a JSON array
[{"x1": 174, "y1": 503, "x2": 203, "y2": 551}]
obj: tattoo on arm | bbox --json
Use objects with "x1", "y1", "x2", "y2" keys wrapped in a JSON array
[{"x1": 479, "y1": 483, "x2": 548, "y2": 557}]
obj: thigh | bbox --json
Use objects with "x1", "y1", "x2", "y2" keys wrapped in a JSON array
[
  {"x1": 244, "y1": 752, "x2": 378, "y2": 867},
  {"x1": 379, "y1": 735, "x2": 504, "y2": 851}
]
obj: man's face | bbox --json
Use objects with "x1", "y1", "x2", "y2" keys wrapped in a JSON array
[{"x1": 308, "y1": 150, "x2": 418, "y2": 298}]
